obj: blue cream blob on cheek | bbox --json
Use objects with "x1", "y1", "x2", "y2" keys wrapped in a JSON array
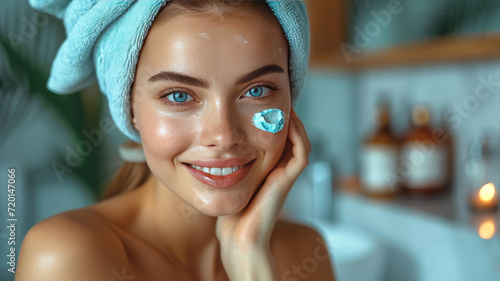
[{"x1": 252, "y1": 108, "x2": 285, "y2": 133}]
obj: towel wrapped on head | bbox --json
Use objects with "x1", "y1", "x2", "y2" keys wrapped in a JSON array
[{"x1": 29, "y1": 0, "x2": 310, "y2": 143}]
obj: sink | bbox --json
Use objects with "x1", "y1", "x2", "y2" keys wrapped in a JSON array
[
  {"x1": 306, "y1": 220, "x2": 387, "y2": 281},
  {"x1": 284, "y1": 162, "x2": 386, "y2": 280}
]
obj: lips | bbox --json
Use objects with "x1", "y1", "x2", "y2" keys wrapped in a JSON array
[{"x1": 183, "y1": 159, "x2": 255, "y2": 188}]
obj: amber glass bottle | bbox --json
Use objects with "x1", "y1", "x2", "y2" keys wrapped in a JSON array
[
  {"x1": 400, "y1": 106, "x2": 449, "y2": 195},
  {"x1": 360, "y1": 103, "x2": 399, "y2": 198}
]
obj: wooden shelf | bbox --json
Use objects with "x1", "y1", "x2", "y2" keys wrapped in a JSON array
[{"x1": 310, "y1": 34, "x2": 500, "y2": 70}]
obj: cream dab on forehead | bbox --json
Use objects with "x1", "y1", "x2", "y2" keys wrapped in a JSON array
[
  {"x1": 275, "y1": 47, "x2": 286, "y2": 59},
  {"x1": 199, "y1": 32, "x2": 210, "y2": 39},
  {"x1": 234, "y1": 34, "x2": 249, "y2": 45},
  {"x1": 172, "y1": 38, "x2": 185, "y2": 50}
]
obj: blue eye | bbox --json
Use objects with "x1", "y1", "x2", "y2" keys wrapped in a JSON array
[
  {"x1": 244, "y1": 86, "x2": 271, "y2": 98},
  {"x1": 249, "y1": 87, "x2": 263, "y2": 97},
  {"x1": 166, "y1": 91, "x2": 193, "y2": 103}
]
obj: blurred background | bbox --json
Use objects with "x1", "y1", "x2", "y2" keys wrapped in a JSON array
[{"x1": 1, "y1": 0, "x2": 500, "y2": 280}]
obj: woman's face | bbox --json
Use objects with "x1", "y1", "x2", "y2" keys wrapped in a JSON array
[{"x1": 132, "y1": 7, "x2": 290, "y2": 216}]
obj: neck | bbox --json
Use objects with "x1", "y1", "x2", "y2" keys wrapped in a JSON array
[{"x1": 136, "y1": 175, "x2": 224, "y2": 278}]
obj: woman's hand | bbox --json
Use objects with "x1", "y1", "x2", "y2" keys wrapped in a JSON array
[{"x1": 216, "y1": 109, "x2": 311, "y2": 281}]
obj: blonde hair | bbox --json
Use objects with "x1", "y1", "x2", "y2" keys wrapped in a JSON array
[
  {"x1": 101, "y1": 162, "x2": 150, "y2": 200},
  {"x1": 101, "y1": 0, "x2": 273, "y2": 200}
]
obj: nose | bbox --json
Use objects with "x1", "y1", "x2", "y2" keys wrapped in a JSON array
[{"x1": 198, "y1": 102, "x2": 244, "y2": 150}]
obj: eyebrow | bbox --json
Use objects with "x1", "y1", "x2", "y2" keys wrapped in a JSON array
[
  {"x1": 235, "y1": 64, "x2": 285, "y2": 86},
  {"x1": 148, "y1": 71, "x2": 209, "y2": 88},
  {"x1": 148, "y1": 64, "x2": 285, "y2": 88}
]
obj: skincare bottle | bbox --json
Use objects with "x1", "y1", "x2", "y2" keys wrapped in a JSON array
[
  {"x1": 400, "y1": 105, "x2": 448, "y2": 195},
  {"x1": 360, "y1": 102, "x2": 399, "y2": 198}
]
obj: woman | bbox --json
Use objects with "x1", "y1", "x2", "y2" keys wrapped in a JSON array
[{"x1": 17, "y1": 1, "x2": 335, "y2": 280}]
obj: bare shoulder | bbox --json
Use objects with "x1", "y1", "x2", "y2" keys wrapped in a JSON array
[
  {"x1": 16, "y1": 208, "x2": 140, "y2": 281},
  {"x1": 271, "y1": 220, "x2": 335, "y2": 281}
]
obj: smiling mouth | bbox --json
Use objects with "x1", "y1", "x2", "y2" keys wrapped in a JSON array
[
  {"x1": 182, "y1": 160, "x2": 255, "y2": 188},
  {"x1": 187, "y1": 164, "x2": 245, "y2": 176}
]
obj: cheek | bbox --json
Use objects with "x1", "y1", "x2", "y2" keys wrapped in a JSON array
[
  {"x1": 139, "y1": 113, "x2": 194, "y2": 163},
  {"x1": 260, "y1": 125, "x2": 288, "y2": 155},
  {"x1": 248, "y1": 117, "x2": 289, "y2": 168}
]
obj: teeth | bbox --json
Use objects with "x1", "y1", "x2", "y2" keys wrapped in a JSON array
[
  {"x1": 210, "y1": 167, "x2": 222, "y2": 176},
  {"x1": 222, "y1": 167, "x2": 233, "y2": 176},
  {"x1": 190, "y1": 164, "x2": 244, "y2": 176}
]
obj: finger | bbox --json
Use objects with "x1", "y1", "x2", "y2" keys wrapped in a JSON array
[
  {"x1": 290, "y1": 109, "x2": 311, "y2": 151},
  {"x1": 290, "y1": 112, "x2": 311, "y2": 155},
  {"x1": 241, "y1": 121, "x2": 308, "y2": 233},
  {"x1": 254, "y1": 120, "x2": 308, "y2": 220},
  {"x1": 245, "y1": 122, "x2": 299, "y2": 207},
  {"x1": 285, "y1": 117, "x2": 309, "y2": 177},
  {"x1": 275, "y1": 137, "x2": 293, "y2": 169},
  {"x1": 242, "y1": 113, "x2": 309, "y2": 221}
]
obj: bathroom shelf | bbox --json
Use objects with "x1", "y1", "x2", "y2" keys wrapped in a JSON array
[
  {"x1": 310, "y1": 34, "x2": 500, "y2": 70},
  {"x1": 335, "y1": 176, "x2": 498, "y2": 225}
]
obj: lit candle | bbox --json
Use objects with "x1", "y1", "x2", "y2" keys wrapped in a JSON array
[
  {"x1": 470, "y1": 183, "x2": 498, "y2": 211},
  {"x1": 470, "y1": 214, "x2": 497, "y2": 240},
  {"x1": 478, "y1": 220, "x2": 496, "y2": 240}
]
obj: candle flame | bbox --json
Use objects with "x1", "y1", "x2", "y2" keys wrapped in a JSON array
[
  {"x1": 478, "y1": 220, "x2": 495, "y2": 240},
  {"x1": 479, "y1": 183, "x2": 496, "y2": 202}
]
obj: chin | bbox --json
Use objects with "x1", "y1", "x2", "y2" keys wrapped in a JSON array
[{"x1": 194, "y1": 195, "x2": 251, "y2": 217}]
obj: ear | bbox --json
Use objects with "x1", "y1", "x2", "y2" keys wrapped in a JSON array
[
  {"x1": 132, "y1": 116, "x2": 139, "y2": 130},
  {"x1": 131, "y1": 95, "x2": 140, "y2": 131}
]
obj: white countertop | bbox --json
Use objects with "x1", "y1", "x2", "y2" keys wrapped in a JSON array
[{"x1": 332, "y1": 191, "x2": 500, "y2": 281}]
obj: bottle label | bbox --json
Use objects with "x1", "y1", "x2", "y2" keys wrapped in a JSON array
[
  {"x1": 360, "y1": 145, "x2": 398, "y2": 192},
  {"x1": 400, "y1": 143, "x2": 447, "y2": 188}
]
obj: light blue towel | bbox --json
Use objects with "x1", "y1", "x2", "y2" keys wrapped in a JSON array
[{"x1": 28, "y1": 0, "x2": 310, "y2": 143}]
